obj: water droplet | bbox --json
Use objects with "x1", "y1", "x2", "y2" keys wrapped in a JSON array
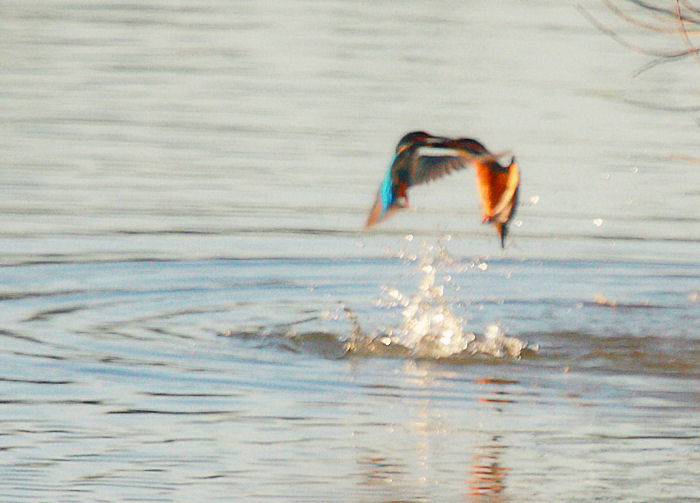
[
  {"x1": 593, "y1": 218, "x2": 603, "y2": 227},
  {"x1": 405, "y1": 234, "x2": 414, "y2": 241},
  {"x1": 594, "y1": 293, "x2": 610, "y2": 305},
  {"x1": 515, "y1": 219, "x2": 522, "y2": 227},
  {"x1": 630, "y1": 167, "x2": 639, "y2": 173},
  {"x1": 602, "y1": 173, "x2": 610, "y2": 180},
  {"x1": 478, "y1": 263, "x2": 488, "y2": 271},
  {"x1": 529, "y1": 195, "x2": 540, "y2": 204}
]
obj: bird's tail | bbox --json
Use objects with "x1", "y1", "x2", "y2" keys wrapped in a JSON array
[{"x1": 364, "y1": 195, "x2": 384, "y2": 229}]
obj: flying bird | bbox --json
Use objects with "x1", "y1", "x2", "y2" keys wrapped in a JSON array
[{"x1": 364, "y1": 131, "x2": 520, "y2": 247}]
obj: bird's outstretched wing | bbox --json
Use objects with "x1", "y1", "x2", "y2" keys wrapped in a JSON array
[
  {"x1": 410, "y1": 139, "x2": 511, "y2": 186},
  {"x1": 411, "y1": 152, "x2": 471, "y2": 184}
]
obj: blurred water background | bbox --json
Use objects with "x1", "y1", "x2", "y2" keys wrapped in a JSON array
[{"x1": 1, "y1": 0, "x2": 699, "y2": 501}]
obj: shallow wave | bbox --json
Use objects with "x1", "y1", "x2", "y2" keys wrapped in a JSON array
[
  {"x1": 264, "y1": 239, "x2": 535, "y2": 361},
  {"x1": 222, "y1": 328, "x2": 700, "y2": 378},
  {"x1": 221, "y1": 326, "x2": 532, "y2": 362},
  {"x1": 218, "y1": 239, "x2": 697, "y2": 369}
]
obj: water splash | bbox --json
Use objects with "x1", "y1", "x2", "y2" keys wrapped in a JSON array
[{"x1": 348, "y1": 238, "x2": 529, "y2": 360}]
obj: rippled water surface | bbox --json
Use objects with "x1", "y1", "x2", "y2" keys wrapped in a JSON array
[{"x1": 1, "y1": 0, "x2": 699, "y2": 501}]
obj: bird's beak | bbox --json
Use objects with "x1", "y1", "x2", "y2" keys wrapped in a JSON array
[
  {"x1": 493, "y1": 222, "x2": 510, "y2": 248},
  {"x1": 492, "y1": 223, "x2": 504, "y2": 248}
]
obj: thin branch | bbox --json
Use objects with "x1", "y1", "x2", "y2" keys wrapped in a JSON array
[
  {"x1": 626, "y1": 0, "x2": 700, "y2": 25},
  {"x1": 581, "y1": 1, "x2": 699, "y2": 125},
  {"x1": 578, "y1": 4, "x2": 700, "y2": 59},
  {"x1": 633, "y1": 47, "x2": 700, "y2": 76},
  {"x1": 676, "y1": 0, "x2": 700, "y2": 66},
  {"x1": 617, "y1": 95, "x2": 700, "y2": 112},
  {"x1": 578, "y1": 5, "x2": 668, "y2": 56},
  {"x1": 680, "y1": 0, "x2": 700, "y2": 15},
  {"x1": 604, "y1": 0, "x2": 699, "y2": 34}
]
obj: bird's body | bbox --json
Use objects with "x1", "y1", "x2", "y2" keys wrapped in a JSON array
[{"x1": 364, "y1": 131, "x2": 520, "y2": 247}]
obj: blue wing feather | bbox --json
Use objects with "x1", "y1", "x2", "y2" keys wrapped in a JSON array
[{"x1": 379, "y1": 154, "x2": 397, "y2": 214}]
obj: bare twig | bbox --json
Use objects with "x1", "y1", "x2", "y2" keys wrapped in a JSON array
[
  {"x1": 675, "y1": 0, "x2": 700, "y2": 66},
  {"x1": 626, "y1": 0, "x2": 700, "y2": 24},
  {"x1": 580, "y1": 1, "x2": 699, "y2": 129},
  {"x1": 579, "y1": 1, "x2": 700, "y2": 76},
  {"x1": 578, "y1": 4, "x2": 700, "y2": 59},
  {"x1": 604, "y1": 0, "x2": 700, "y2": 34},
  {"x1": 632, "y1": 49, "x2": 699, "y2": 76},
  {"x1": 680, "y1": 0, "x2": 700, "y2": 15}
]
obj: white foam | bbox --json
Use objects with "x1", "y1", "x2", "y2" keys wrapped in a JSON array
[{"x1": 376, "y1": 240, "x2": 528, "y2": 359}]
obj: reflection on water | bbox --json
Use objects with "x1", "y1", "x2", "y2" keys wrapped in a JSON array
[
  {"x1": 469, "y1": 436, "x2": 508, "y2": 501},
  {"x1": 349, "y1": 361, "x2": 519, "y2": 502}
]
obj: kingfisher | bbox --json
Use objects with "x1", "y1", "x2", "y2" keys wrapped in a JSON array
[{"x1": 364, "y1": 131, "x2": 520, "y2": 248}]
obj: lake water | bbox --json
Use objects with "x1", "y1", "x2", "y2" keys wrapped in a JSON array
[{"x1": 1, "y1": 0, "x2": 699, "y2": 501}]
